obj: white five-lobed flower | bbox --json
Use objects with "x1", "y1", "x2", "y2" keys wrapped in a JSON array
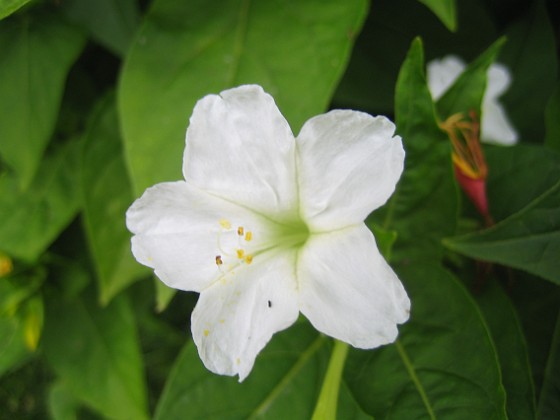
[
  {"x1": 126, "y1": 85, "x2": 410, "y2": 381},
  {"x1": 427, "y1": 55, "x2": 518, "y2": 145}
]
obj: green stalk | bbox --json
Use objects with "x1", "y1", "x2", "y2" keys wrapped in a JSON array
[{"x1": 311, "y1": 339, "x2": 350, "y2": 420}]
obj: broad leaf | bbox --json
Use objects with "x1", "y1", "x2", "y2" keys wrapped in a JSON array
[
  {"x1": 345, "y1": 264, "x2": 507, "y2": 419},
  {"x1": 475, "y1": 281, "x2": 536, "y2": 420},
  {"x1": 485, "y1": 144, "x2": 560, "y2": 222},
  {"x1": 444, "y1": 179, "x2": 560, "y2": 284},
  {"x1": 60, "y1": 0, "x2": 139, "y2": 57},
  {"x1": 42, "y1": 290, "x2": 149, "y2": 420},
  {"x1": 81, "y1": 94, "x2": 147, "y2": 305},
  {"x1": 418, "y1": 0, "x2": 457, "y2": 32},
  {"x1": 119, "y1": 0, "x2": 368, "y2": 194},
  {"x1": 0, "y1": 12, "x2": 85, "y2": 188},
  {"x1": 154, "y1": 323, "x2": 330, "y2": 419},
  {"x1": 0, "y1": 139, "x2": 83, "y2": 262},
  {"x1": 371, "y1": 37, "x2": 457, "y2": 262}
]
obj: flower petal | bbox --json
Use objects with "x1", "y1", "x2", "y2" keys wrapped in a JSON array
[
  {"x1": 126, "y1": 181, "x2": 278, "y2": 292},
  {"x1": 298, "y1": 224, "x2": 410, "y2": 348},
  {"x1": 427, "y1": 55, "x2": 465, "y2": 101},
  {"x1": 481, "y1": 64, "x2": 518, "y2": 145},
  {"x1": 296, "y1": 110, "x2": 404, "y2": 231},
  {"x1": 191, "y1": 249, "x2": 299, "y2": 381},
  {"x1": 183, "y1": 85, "x2": 298, "y2": 218}
]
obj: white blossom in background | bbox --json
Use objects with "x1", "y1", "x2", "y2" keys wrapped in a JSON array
[
  {"x1": 427, "y1": 55, "x2": 518, "y2": 145},
  {"x1": 126, "y1": 85, "x2": 410, "y2": 381}
]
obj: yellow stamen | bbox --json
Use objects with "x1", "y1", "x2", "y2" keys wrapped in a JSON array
[
  {"x1": 215, "y1": 255, "x2": 223, "y2": 266},
  {"x1": 204, "y1": 329, "x2": 209, "y2": 337},
  {"x1": 219, "y1": 219, "x2": 231, "y2": 229},
  {"x1": 245, "y1": 255, "x2": 253, "y2": 264},
  {"x1": 245, "y1": 231, "x2": 253, "y2": 242},
  {"x1": 439, "y1": 111, "x2": 487, "y2": 180},
  {"x1": 236, "y1": 249, "x2": 245, "y2": 259},
  {"x1": 237, "y1": 226, "x2": 244, "y2": 236}
]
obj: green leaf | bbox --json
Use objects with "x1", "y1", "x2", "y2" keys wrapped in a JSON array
[
  {"x1": 60, "y1": 0, "x2": 140, "y2": 57},
  {"x1": 119, "y1": 0, "x2": 368, "y2": 194},
  {"x1": 0, "y1": 12, "x2": 85, "y2": 188},
  {"x1": 545, "y1": 83, "x2": 560, "y2": 153},
  {"x1": 374, "y1": 37, "x2": 457, "y2": 262},
  {"x1": 536, "y1": 310, "x2": 560, "y2": 419},
  {"x1": 154, "y1": 322, "x2": 330, "y2": 419},
  {"x1": 48, "y1": 381, "x2": 80, "y2": 420},
  {"x1": 0, "y1": 0, "x2": 30, "y2": 20},
  {"x1": 484, "y1": 144, "x2": 560, "y2": 222},
  {"x1": 42, "y1": 290, "x2": 149, "y2": 420},
  {"x1": 345, "y1": 264, "x2": 507, "y2": 419},
  {"x1": 475, "y1": 281, "x2": 536, "y2": 420},
  {"x1": 0, "y1": 139, "x2": 83, "y2": 262},
  {"x1": 81, "y1": 94, "x2": 147, "y2": 305},
  {"x1": 155, "y1": 279, "x2": 177, "y2": 313},
  {"x1": 444, "y1": 179, "x2": 560, "y2": 284},
  {"x1": 0, "y1": 316, "x2": 31, "y2": 377},
  {"x1": 436, "y1": 37, "x2": 505, "y2": 120},
  {"x1": 418, "y1": 0, "x2": 457, "y2": 32},
  {"x1": 500, "y1": 0, "x2": 558, "y2": 143}
]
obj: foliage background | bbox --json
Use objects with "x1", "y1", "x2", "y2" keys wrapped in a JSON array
[{"x1": 0, "y1": 0, "x2": 559, "y2": 418}]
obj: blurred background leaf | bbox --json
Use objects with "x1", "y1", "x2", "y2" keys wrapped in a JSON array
[
  {"x1": 81, "y1": 94, "x2": 148, "y2": 305},
  {"x1": 59, "y1": 0, "x2": 140, "y2": 57},
  {"x1": 119, "y1": 0, "x2": 368, "y2": 194},
  {"x1": 42, "y1": 288, "x2": 149, "y2": 419},
  {"x1": 0, "y1": 12, "x2": 85, "y2": 189},
  {"x1": 0, "y1": 139, "x2": 83, "y2": 262}
]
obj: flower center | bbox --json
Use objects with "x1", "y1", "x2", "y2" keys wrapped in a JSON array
[{"x1": 213, "y1": 217, "x2": 309, "y2": 273}]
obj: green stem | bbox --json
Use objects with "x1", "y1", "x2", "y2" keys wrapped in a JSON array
[{"x1": 311, "y1": 340, "x2": 350, "y2": 420}]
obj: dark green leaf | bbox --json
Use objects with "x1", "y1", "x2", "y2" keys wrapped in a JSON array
[
  {"x1": 119, "y1": 0, "x2": 368, "y2": 194},
  {"x1": 418, "y1": 0, "x2": 457, "y2": 32},
  {"x1": 500, "y1": 0, "x2": 558, "y2": 143},
  {"x1": 43, "y1": 290, "x2": 149, "y2": 420},
  {"x1": 0, "y1": 316, "x2": 31, "y2": 377},
  {"x1": 536, "y1": 311, "x2": 560, "y2": 420},
  {"x1": 345, "y1": 264, "x2": 507, "y2": 419},
  {"x1": 0, "y1": 139, "x2": 83, "y2": 262},
  {"x1": 60, "y1": 0, "x2": 139, "y2": 57},
  {"x1": 374, "y1": 37, "x2": 458, "y2": 262},
  {"x1": 81, "y1": 94, "x2": 147, "y2": 305},
  {"x1": 0, "y1": 13, "x2": 85, "y2": 188},
  {"x1": 444, "y1": 179, "x2": 560, "y2": 284},
  {"x1": 154, "y1": 322, "x2": 329, "y2": 419},
  {"x1": 485, "y1": 144, "x2": 560, "y2": 222},
  {"x1": 436, "y1": 38, "x2": 505, "y2": 120},
  {"x1": 475, "y1": 281, "x2": 536, "y2": 420},
  {"x1": 545, "y1": 83, "x2": 560, "y2": 153}
]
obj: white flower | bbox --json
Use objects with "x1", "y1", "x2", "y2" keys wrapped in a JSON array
[
  {"x1": 126, "y1": 85, "x2": 410, "y2": 381},
  {"x1": 427, "y1": 55, "x2": 518, "y2": 145}
]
